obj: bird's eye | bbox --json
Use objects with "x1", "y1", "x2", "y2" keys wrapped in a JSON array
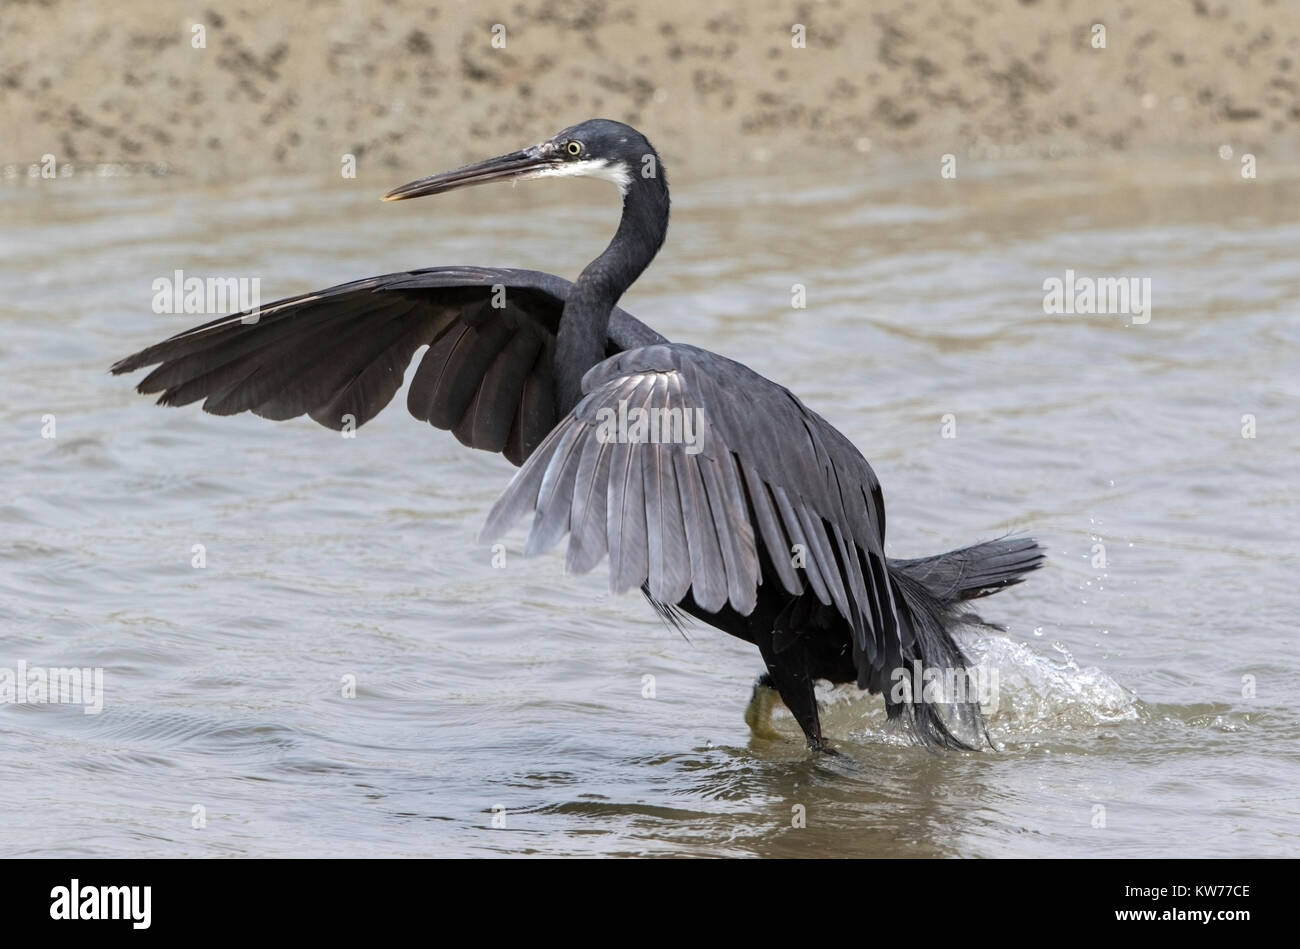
[{"x1": 566, "y1": 141, "x2": 583, "y2": 157}]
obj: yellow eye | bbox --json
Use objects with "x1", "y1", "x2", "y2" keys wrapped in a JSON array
[{"x1": 566, "y1": 141, "x2": 582, "y2": 156}]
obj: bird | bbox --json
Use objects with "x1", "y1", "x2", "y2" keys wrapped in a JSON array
[{"x1": 111, "y1": 119, "x2": 1044, "y2": 753}]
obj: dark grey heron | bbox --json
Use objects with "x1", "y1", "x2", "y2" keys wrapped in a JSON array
[{"x1": 112, "y1": 119, "x2": 1043, "y2": 752}]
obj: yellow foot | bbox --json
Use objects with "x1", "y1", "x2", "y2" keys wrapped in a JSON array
[{"x1": 743, "y1": 677, "x2": 786, "y2": 740}]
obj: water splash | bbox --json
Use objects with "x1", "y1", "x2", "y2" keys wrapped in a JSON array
[
  {"x1": 964, "y1": 634, "x2": 1139, "y2": 738},
  {"x1": 759, "y1": 632, "x2": 1138, "y2": 747}
]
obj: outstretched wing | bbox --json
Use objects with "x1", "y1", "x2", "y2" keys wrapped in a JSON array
[
  {"x1": 111, "y1": 266, "x2": 665, "y2": 466},
  {"x1": 481, "y1": 342, "x2": 905, "y2": 676}
]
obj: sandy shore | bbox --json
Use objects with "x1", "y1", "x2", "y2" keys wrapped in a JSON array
[{"x1": 3, "y1": 0, "x2": 1298, "y2": 178}]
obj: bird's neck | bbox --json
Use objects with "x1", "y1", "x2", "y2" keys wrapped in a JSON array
[{"x1": 555, "y1": 174, "x2": 669, "y2": 414}]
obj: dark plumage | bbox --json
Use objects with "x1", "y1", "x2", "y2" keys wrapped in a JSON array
[{"x1": 112, "y1": 119, "x2": 1044, "y2": 752}]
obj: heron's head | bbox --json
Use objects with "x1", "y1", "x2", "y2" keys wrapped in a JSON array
[{"x1": 383, "y1": 119, "x2": 661, "y2": 203}]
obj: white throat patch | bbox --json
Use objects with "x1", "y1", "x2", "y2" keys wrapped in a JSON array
[{"x1": 527, "y1": 158, "x2": 632, "y2": 196}]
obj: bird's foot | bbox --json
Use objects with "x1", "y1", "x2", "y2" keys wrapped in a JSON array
[
  {"x1": 806, "y1": 737, "x2": 842, "y2": 756},
  {"x1": 743, "y1": 674, "x2": 785, "y2": 740}
]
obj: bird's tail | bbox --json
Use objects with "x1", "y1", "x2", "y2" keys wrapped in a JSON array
[
  {"x1": 889, "y1": 535, "x2": 1046, "y2": 607},
  {"x1": 883, "y1": 536, "x2": 1045, "y2": 749}
]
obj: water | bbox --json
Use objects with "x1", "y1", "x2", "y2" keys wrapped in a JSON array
[{"x1": 2, "y1": 156, "x2": 1297, "y2": 857}]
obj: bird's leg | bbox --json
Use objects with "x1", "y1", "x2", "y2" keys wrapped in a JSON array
[{"x1": 755, "y1": 631, "x2": 832, "y2": 753}]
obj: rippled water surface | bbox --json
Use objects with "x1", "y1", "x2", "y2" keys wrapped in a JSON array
[{"x1": 2, "y1": 156, "x2": 1297, "y2": 857}]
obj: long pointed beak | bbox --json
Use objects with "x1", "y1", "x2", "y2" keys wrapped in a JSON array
[{"x1": 382, "y1": 144, "x2": 557, "y2": 201}]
